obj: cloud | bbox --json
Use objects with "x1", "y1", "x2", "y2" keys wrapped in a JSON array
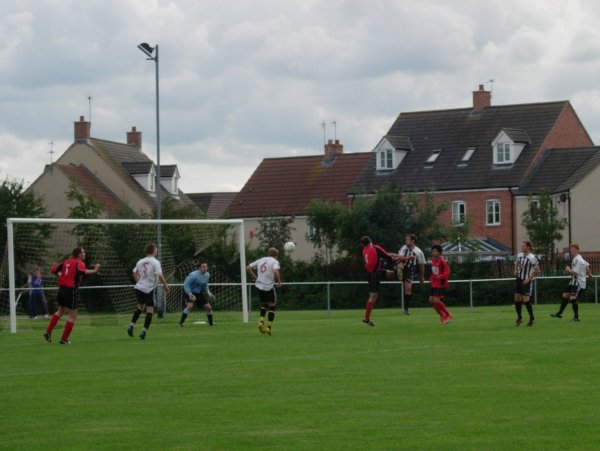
[{"x1": 1, "y1": 0, "x2": 600, "y2": 193}]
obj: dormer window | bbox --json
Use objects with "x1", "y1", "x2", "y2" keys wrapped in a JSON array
[
  {"x1": 495, "y1": 143, "x2": 511, "y2": 164},
  {"x1": 425, "y1": 149, "x2": 442, "y2": 167},
  {"x1": 374, "y1": 135, "x2": 410, "y2": 171},
  {"x1": 378, "y1": 149, "x2": 394, "y2": 170},
  {"x1": 491, "y1": 129, "x2": 528, "y2": 166},
  {"x1": 458, "y1": 147, "x2": 476, "y2": 166}
]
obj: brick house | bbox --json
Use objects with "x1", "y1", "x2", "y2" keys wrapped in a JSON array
[
  {"x1": 226, "y1": 140, "x2": 372, "y2": 260},
  {"x1": 351, "y1": 85, "x2": 600, "y2": 255}
]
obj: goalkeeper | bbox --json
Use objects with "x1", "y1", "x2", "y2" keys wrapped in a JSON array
[{"x1": 179, "y1": 262, "x2": 215, "y2": 326}]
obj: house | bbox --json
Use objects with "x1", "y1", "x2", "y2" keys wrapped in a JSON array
[
  {"x1": 226, "y1": 140, "x2": 373, "y2": 260},
  {"x1": 351, "y1": 85, "x2": 599, "y2": 255},
  {"x1": 28, "y1": 116, "x2": 197, "y2": 218}
]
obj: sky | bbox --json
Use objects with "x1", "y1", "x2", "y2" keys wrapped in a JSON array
[{"x1": 2, "y1": 0, "x2": 600, "y2": 194}]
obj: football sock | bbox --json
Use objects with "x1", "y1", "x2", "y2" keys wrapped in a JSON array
[
  {"x1": 47, "y1": 314, "x2": 60, "y2": 334},
  {"x1": 131, "y1": 308, "x2": 143, "y2": 325},
  {"x1": 572, "y1": 302, "x2": 579, "y2": 318},
  {"x1": 267, "y1": 309, "x2": 275, "y2": 327},
  {"x1": 515, "y1": 302, "x2": 523, "y2": 318},
  {"x1": 439, "y1": 301, "x2": 450, "y2": 317},
  {"x1": 207, "y1": 311, "x2": 214, "y2": 325},
  {"x1": 259, "y1": 306, "x2": 267, "y2": 323},
  {"x1": 557, "y1": 299, "x2": 568, "y2": 315},
  {"x1": 61, "y1": 320, "x2": 74, "y2": 341},
  {"x1": 179, "y1": 310, "x2": 189, "y2": 325},
  {"x1": 365, "y1": 300, "x2": 375, "y2": 321},
  {"x1": 143, "y1": 312, "x2": 153, "y2": 330},
  {"x1": 432, "y1": 302, "x2": 444, "y2": 318},
  {"x1": 404, "y1": 294, "x2": 412, "y2": 311},
  {"x1": 525, "y1": 302, "x2": 534, "y2": 320}
]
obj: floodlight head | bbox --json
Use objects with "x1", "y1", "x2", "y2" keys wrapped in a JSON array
[{"x1": 137, "y1": 42, "x2": 155, "y2": 58}]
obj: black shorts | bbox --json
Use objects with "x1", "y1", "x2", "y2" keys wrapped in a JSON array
[
  {"x1": 430, "y1": 287, "x2": 446, "y2": 298},
  {"x1": 403, "y1": 266, "x2": 415, "y2": 283},
  {"x1": 367, "y1": 270, "x2": 385, "y2": 293},
  {"x1": 135, "y1": 288, "x2": 155, "y2": 307},
  {"x1": 256, "y1": 287, "x2": 277, "y2": 306},
  {"x1": 514, "y1": 278, "x2": 534, "y2": 297},
  {"x1": 184, "y1": 291, "x2": 210, "y2": 307},
  {"x1": 565, "y1": 284, "x2": 586, "y2": 300},
  {"x1": 56, "y1": 286, "x2": 78, "y2": 310}
]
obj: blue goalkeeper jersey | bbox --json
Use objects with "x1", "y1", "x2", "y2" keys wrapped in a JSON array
[{"x1": 183, "y1": 270, "x2": 210, "y2": 295}]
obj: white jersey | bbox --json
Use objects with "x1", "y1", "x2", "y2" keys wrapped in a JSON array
[
  {"x1": 570, "y1": 254, "x2": 590, "y2": 289},
  {"x1": 398, "y1": 245, "x2": 426, "y2": 270},
  {"x1": 248, "y1": 256, "x2": 280, "y2": 291},
  {"x1": 133, "y1": 256, "x2": 163, "y2": 294}
]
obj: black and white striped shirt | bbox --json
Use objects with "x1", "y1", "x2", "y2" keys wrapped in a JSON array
[{"x1": 515, "y1": 252, "x2": 539, "y2": 280}]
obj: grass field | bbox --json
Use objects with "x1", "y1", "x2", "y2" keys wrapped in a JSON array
[{"x1": 1, "y1": 304, "x2": 600, "y2": 450}]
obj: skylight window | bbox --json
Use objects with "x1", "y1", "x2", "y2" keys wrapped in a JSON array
[
  {"x1": 424, "y1": 149, "x2": 442, "y2": 167},
  {"x1": 458, "y1": 147, "x2": 476, "y2": 166}
]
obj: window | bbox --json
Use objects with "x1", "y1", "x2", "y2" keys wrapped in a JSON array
[
  {"x1": 486, "y1": 199, "x2": 501, "y2": 225},
  {"x1": 458, "y1": 147, "x2": 476, "y2": 166},
  {"x1": 452, "y1": 201, "x2": 466, "y2": 225},
  {"x1": 425, "y1": 149, "x2": 442, "y2": 167},
  {"x1": 495, "y1": 143, "x2": 511, "y2": 164},
  {"x1": 378, "y1": 149, "x2": 394, "y2": 170}
]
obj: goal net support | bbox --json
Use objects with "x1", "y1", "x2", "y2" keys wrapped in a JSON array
[{"x1": 3, "y1": 218, "x2": 248, "y2": 333}]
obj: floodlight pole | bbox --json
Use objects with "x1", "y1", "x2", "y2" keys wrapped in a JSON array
[{"x1": 138, "y1": 42, "x2": 163, "y2": 316}]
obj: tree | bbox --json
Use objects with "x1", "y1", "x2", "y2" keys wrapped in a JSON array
[
  {"x1": 336, "y1": 183, "x2": 450, "y2": 257},
  {"x1": 256, "y1": 216, "x2": 294, "y2": 252},
  {"x1": 66, "y1": 179, "x2": 107, "y2": 262},
  {"x1": 0, "y1": 177, "x2": 53, "y2": 278},
  {"x1": 305, "y1": 199, "x2": 346, "y2": 264},
  {"x1": 522, "y1": 188, "x2": 567, "y2": 262}
]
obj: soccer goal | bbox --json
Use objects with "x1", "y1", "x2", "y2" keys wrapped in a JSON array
[{"x1": 3, "y1": 218, "x2": 248, "y2": 333}]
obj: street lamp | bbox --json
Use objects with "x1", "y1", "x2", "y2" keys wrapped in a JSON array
[{"x1": 138, "y1": 42, "x2": 163, "y2": 316}]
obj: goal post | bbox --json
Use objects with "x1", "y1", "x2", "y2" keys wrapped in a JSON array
[{"x1": 5, "y1": 217, "x2": 248, "y2": 333}]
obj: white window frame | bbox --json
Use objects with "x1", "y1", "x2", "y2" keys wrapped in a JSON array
[
  {"x1": 377, "y1": 149, "x2": 394, "y2": 170},
  {"x1": 486, "y1": 199, "x2": 501, "y2": 226},
  {"x1": 495, "y1": 142, "x2": 512, "y2": 164},
  {"x1": 452, "y1": 201, "x2": 466, "y2": 225}
]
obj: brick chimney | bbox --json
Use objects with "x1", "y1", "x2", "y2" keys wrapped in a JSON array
[
  {"x1": 324, "y1": 139, "x2": 343, "y2": 161},
  {"x1": 472, "y1": 84, "x2": 491, "y2": 112},
  {"x1": 127, "y1": 126, "x2": 142, "y2": 148},
  {"x1": 74, "y1": 116, "x2": 91, "y2": 141}
]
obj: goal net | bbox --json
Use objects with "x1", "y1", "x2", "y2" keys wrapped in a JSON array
[{"x1": 1, "y1": 218, "x2": 248, "y2": 333}]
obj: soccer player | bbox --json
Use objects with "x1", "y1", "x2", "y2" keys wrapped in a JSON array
[
  {"x1": 513, "y1": 241, "x2": 540, "y2": 326},
  {"x1": 246, "y1": 247, "x2": 282, "y2": 335},
  {"x1": 551, "y1": 243, "x2": 592, "y2": 322},
  {"x1": 361, "y1": 236, "x2": 399, "y2": 326},
  {"x1": 179, "y1": 262, "x2": 215, "y2": 327},
  {"x1": 429, "y1": 245, "x2": 453, "y2": 324},
  {"x1": 397, "y1": 234, "x2": 426, "y2": 315},
  {"x1": 44, "y1": 247, "x2": 100, "y2": 344},
  {"x1": 127, "y1": 244, "x2": 170, "y2": 340}
]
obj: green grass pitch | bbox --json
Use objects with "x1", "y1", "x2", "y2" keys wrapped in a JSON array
[{"x1": 1, "y1": 305, "x2": 600, "y2": 450}]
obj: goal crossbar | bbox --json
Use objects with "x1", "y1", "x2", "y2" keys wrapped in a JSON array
[{"x1": 6, "y1": 218, "x2": 248, "y2": 333}]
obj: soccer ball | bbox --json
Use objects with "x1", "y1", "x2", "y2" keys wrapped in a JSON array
[{"x1": 284, "y1": 241, "x2": 296, "y2": 252}]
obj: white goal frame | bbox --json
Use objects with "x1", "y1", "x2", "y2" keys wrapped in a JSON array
[{"x1": 6, "y1": 217, "x2": 248, "y2": 333}]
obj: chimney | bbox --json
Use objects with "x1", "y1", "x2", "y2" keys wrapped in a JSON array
[
  {"x1": 74, "y1": 116, "x2": 91, "y2": 141},
  {"x1": 127, "y1": 126, "x2": 142, "y2": 148},
  {"x1": 472, "y1": 84, "x2": 491, "y2": 112},
  {"x1": 324, "y1": 139, "x2": 343, "y2": 161}
]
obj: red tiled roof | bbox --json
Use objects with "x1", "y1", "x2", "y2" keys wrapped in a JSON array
[
  {"x1": 57, "y1": 164, "x2": 125, "y2": 216},
  {"x1": 227, "y1": 152, "x2": 372, "y2": 218}
]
